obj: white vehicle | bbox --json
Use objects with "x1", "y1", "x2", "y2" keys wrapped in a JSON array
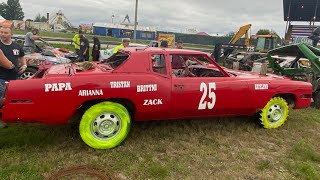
[{"x1": 99, "y1": 43, "x2": 147, "y2": 61}]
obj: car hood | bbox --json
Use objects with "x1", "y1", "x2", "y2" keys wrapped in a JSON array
[{"x1": 223, "y1": 68, "x2": 289, "y2": 79}]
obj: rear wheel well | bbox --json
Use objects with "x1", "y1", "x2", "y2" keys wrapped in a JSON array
[
  {"x1": 68, "y1": 98, "x2": 136, "y2": 124},
  {"x1": 273, "y1": 93, "x2": 296, "y2": 106}
]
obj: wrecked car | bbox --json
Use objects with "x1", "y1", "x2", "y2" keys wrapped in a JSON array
[
  {"x1": 225, "y1": 51, "x2": 267, "y2": 71},
  {"x1": 0, "y1": 47, "x2": 312, "y2": 149},
  {"x1": 264, "y1": 43, "x2": 320, "y2": 107},
  {"x1": 13, "y1": 36, "x2": 76, "y2": 79}
]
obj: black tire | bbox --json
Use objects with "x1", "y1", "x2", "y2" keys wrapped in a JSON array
[
  {"x1": 312, "y1": 90, "x2": 320, "y2": 108},
  {"x1": 19, "y1": 67, "x2": 38, "y2": 80}
]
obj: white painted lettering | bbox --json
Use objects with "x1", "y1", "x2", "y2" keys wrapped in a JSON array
[
  {"x1": 255, "y1": 84, "x2": 268, "y2": 90},
  {"x1": 44, "y1": 82, "x2": 72, "y2": 92},
  {"x1": 143, "y1": 100, "x2": 148, "y2": 105},
  {"x1": 137, "y1": 84, "x2": 158, "y2": 93},
  {"x1": 110, "y1": 81, "x2": 130, "y2": 88},
  {"x1": 65, "y1": 83, "x2": 72, "y2": 90},
  {"x1": 78, "y1": 89, "x2": 104, "y2": 97},
  {"x1": 45, "y1": 84, "x2": 52, "y2": 92},
  {"x1": 58, "y1": 83, "x2": 66, "y2": 91},
  {"x1": 143, "y1": 99, "x2": 163, "y2": 106}
]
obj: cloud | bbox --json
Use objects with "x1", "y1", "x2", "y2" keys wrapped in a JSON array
[{"x1": 14, "y1": 0, "x2": 288, "y2": 37}]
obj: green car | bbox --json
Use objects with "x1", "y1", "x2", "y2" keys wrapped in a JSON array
[{"x1": 266, "y1": 43, "x2": 320, "y2": 107}]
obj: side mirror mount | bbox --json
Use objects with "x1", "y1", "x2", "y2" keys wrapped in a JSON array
[
  {"x1": 252, "y1": 62, "x2": 267, "y2": 75},
  {"x1": 232, "y1": 62, "x2": 239, "y2": 70}
]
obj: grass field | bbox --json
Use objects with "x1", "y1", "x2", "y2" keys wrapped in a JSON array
[{"x1": 0, "y1": 108, "x2": 319, "y2": 179}]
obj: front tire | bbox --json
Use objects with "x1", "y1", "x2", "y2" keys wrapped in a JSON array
[
  {"x1": 79, "y1": 101, "x2": 131, "y2": 149},
  {"x1": 259, "y1": 97, "x2": 289, "y2": 129}
]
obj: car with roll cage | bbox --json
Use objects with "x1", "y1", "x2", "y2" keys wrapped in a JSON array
[{"x1": 0, "y1": 47, "x2": 312, "y2": 149}]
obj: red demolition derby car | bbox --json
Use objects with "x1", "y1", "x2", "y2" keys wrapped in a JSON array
[{"x1": 0, "y1": 47, "x2": 312, "y2": 149}]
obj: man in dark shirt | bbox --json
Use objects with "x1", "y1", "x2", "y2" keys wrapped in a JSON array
[
  {"x1": 0, "y1": 26, "x2": 26, "y2": 128},
  {"x1": 0, "y1": 27, "x2": 26, "y2": 81},
  {"x1": 78, "y1": 34, "x2": 89, "y2": 61}
]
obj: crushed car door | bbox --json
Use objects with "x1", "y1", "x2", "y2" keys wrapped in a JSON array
[{"x1": 170, "y1": 54, "x2": 251, "y2": 118}]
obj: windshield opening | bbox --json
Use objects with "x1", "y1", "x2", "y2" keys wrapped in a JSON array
[{"x1": 102, "y1": 52, "x2": 129, "y2": 69}]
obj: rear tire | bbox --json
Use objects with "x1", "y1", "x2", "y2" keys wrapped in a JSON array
[{"x1": 79, "y1": 101, "x2": 131, "y2": 149}]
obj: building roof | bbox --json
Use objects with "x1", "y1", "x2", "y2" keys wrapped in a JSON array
[
  {"x1": 283, "y1": 0, "x2": 320, "y2": 21},
  {"x1": 196, "y1": 32, "x2": 210, "y2": 36},
  {"x1": 93, "y1": 22, "x2": 157, "y2": 32}
]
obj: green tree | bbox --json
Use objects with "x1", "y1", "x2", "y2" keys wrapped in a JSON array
[
  {"x1": 225, "y1": 31, "x2": 236, "y2": 37},
  {"x1": 40, "y1": 16, "x2": 47, "y2": 22},
  {"x1": 0, "y1": 0, "x2": 24, "y2": 20},
  {"x1": 34, "y1": 13, "x2": 41, "y2": 22},
  {"x1": 0, "y1": 3, "x2": 7, "y2": 17},
  {"x1": 256, "y1": 29, "x2": 271, "y2": 35},
  {"x1": 34, "y1": 13, "x2": 47, "y2": 22}
]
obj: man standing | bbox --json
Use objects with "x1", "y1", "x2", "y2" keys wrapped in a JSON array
[
  {"x1": 176, "y1": 40, "x2": 184, "y2": 49},
  {"x1": 79, "y1": 34, "x2": 89, "y2": 61},
  {"x1": 113, "y1": 38, "x2": 130, "y2": 54},
  {"x1": 23, "y1": 28, "x2": 41, "y2": 54},
  {"x1": 0, "y1": 26, "x2": 27, "y2": 128},
  {"x1": 72, "y1": 30, "x2": 82, "y2": 56}
]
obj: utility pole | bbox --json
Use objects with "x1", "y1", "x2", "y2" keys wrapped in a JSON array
[
  {"x1": 133, "y1": 0, "x2": 138, "y2": 40},
  {"x1": 111, "y1": 15, "x2": 115, "y2": 24}
]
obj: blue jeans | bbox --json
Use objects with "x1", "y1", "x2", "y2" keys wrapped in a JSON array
[
  {"x1": 0, "y1": 79, "x2": 7, "y2": 98},
  {"x1": 0, "y1": 79, "x2": 7, "y2": 128}
]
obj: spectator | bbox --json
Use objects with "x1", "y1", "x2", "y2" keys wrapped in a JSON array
[
  {"x1": 0, "y1": 26, "x2": 27, "y2": 128},
  {"x1": 92, "y1": 36, "x2": 101, "y2": 61},
  {"x1": 176, "y1": 40, "x2": 184, "y2": 49},
  {"x1": 72, "y1": 30, "x2": 82, "y2": 56},
  {"x1": 160, "y1": 40, "x2": 168, "y2": 48},
  {"x1": 78, "y1": 34, "x2": 89, "y2": 61},
  {"x1": 23, "y1": 28, "x2": 41, "y2": 54},
  {"x1": 113, "y1": 38, "x2": 130, "y2": 54}
]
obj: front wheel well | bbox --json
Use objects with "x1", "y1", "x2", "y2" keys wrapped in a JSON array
[
  {"x1": 68, "y1": 98, "x2": 136, "y2": 124},
  {"x1": 273, "y1": 93, "x2": 296, "y2": 106}
]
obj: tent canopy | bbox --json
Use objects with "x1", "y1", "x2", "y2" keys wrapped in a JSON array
[{"x1": 0, "y1": 20, "x2": 12, "y2": 27}]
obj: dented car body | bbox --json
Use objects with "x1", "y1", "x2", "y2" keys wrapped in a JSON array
[{"x1": 0, "y1": 47, "x2": 313, "y2": 149}]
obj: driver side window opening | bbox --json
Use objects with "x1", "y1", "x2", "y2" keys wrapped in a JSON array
[
  {"x1": 151, "y1": 54, "x2": 167, "y2": 75},
  {"x1": 170, "y1": 54, "x2": 225, "y2": 78}
]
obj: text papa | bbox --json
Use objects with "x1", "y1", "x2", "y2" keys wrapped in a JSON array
[{"x1": 45, "y1": 83, "x2": 72, "y2": 92}]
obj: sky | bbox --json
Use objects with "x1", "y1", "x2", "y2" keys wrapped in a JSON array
[{"x1": 5, "y1": 0, "x2": 293, "y2": 37}]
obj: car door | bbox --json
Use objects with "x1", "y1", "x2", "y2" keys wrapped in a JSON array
[
  {"x1": 170, "y1": 54, "x2": 251, "y2": 119},
  {"x1": 134, "y1": 53, "x2": 172, "y2": 121}
]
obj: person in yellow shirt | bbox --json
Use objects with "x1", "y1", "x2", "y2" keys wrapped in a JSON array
[
  {"x1": 72, "y1": 30, "x2": 82, "y2": 56},
  {"x1": 113, "y1": 38, "x2": 130, "y2": 54}
]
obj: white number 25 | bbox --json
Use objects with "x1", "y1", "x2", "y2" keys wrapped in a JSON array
[{"x1": 198, "y1": 82, "x2": 216, "y2": 110}]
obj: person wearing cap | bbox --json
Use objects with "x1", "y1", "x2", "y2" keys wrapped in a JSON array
[
  {"x1": 23, "y1": 28, "x2": 41, "y2": 54},
  {"x1": 176, "y1": 40, "x2": 184, "y2": 49},
  {"x1": 113, "y1": 38, "x2": 130, "y2": 54}
]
